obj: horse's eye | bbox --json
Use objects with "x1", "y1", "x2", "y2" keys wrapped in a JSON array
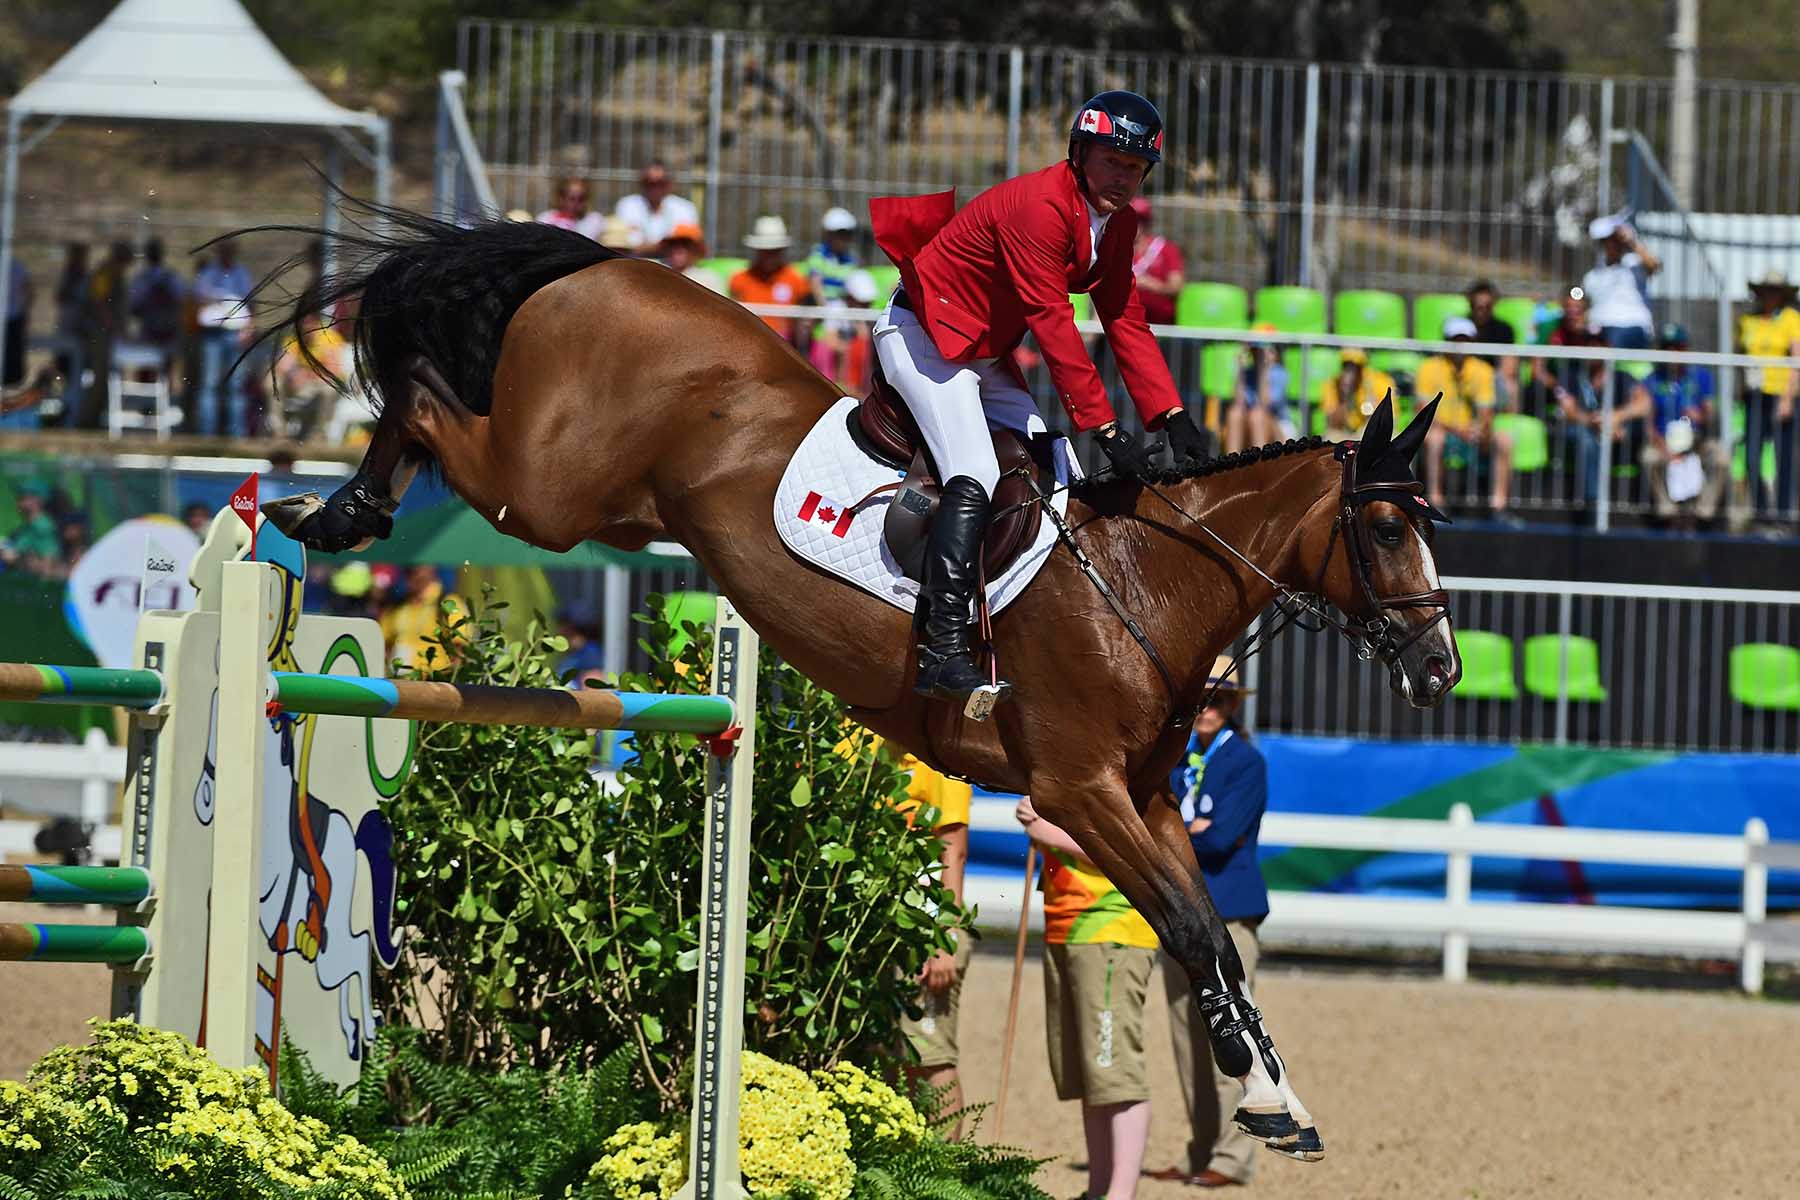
[{"x1": 1373, "y1": 518, "x2": 1404, "y2": 545}]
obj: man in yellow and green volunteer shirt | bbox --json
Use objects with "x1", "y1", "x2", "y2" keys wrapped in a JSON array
[
  {"x1": 838, "y1": 729, "x2": 972, "y2": 1136},
  {"x1": 1738, "y1": 269, "x2": 1800, "y2": 522},
  {"x1": 1016, "y1": 794, "x2": 1156, "y2": 1200},
  {"x1": 1417, "y1": 316, "x2": 1516, "y2": 520}
]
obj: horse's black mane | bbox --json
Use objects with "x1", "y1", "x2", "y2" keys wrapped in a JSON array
[{"x1": 1070, "y1": 434, "x2": 1329, "y2": 498}]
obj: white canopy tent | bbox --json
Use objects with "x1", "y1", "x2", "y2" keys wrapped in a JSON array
[{"x1": 0, "y1": 0, "x2": 391, "y2": 340}]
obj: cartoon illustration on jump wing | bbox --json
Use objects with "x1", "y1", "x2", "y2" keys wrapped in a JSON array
[{"x1": 187, "y1": 514, "x2": 412, "y2": 1083}]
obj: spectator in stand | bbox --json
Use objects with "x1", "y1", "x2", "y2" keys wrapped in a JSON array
[
  {"x1": 1582, "y1": 216, "x2": 1660, "y2": 352},
  {"x1": 1146, "y1": 658, "x2": 1268, "y2": 1190},
  {"x1": 810, "y1": 268, "x2": 878, "y2": 392},
  {"x1": 0, "y1": 482, "x2": 61, "y2": 576},
  {"x1": 1015, "y1": 792, "x2": 1157, "y2": 1200},
  {"x1": 1318, "y1": 348, "x2": 1397, "y2": 442},
  {"x1": 1419, "y1": 317, "x2": 1517, "y2": 522},
  {"x1": 274, "y1": 308, "x2": 353, "y2": 440},
  {"x1": 182, "y1": 501, "x2": 212, "y2": 539},
  {"x1": 658, "y1": 223, "x2": 724, "y2": 293},
  {"x1": 596, "y1": 215, "x2": 638, "y2": 254},
  {"x1": 192, "y1": 239, "x2": 256, "y2": 438},
  {"x1": 1225, "y1": 324, "x2": 1287, "y2": 452},
  {"x1": 804, "y1": 207, "x2": 861, "y2": 305},
  {"x1": 129, "y1": 239, "x2": 185, "y2": 360},
  {"x1": 1532, "y1": 285, "x2": 1611, "y2": 503},
  {"x1": 53, "y1": 242, "x2": 90, "y2": 354},
  {"x1": 379, "y1": 564, "x2": 465, "y2": 671},
  {"x1": 1128, "y1": 196, "x2": 1184, "y2": 326},
  {"x1": 1631, "y1": 324, "x2": 1728, "y2": 530},
  {"x1": 613, "y1": 160, "x2": 699, "y2": 252},
  {"x1": 81, "y1": 241, "x2": 135, "y2": 427},
  {"x1": 729, "y1": 217, "x2": 814, "y2": 351},
  {"x1": 3, "y1": 253, "x2": 29, "y2": 388},
  {"x1": 50, "y1": 516, "x2": 89, "y2": 581},
  {"x1": 536, "y1": 176, "x2": 605, "y2": 241},
  {"x1": 1465, "y1": 279, "x2": 1520, "y2": 409},
  {"x1": 1737, "y1": 269, "x2": 1800, "y2": 527}
]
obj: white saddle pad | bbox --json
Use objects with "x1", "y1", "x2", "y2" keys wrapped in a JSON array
[{"x1": 773, "y1": 396, "x2": 1075, "y2": 615}]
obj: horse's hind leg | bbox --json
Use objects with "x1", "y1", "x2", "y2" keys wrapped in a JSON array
[
  {"x1": 267, "y1": 357, "x2": 453, "y2": 552},
  {"x1": 1138, "y1": 783, "x2": 1323, "y2": 1161}
]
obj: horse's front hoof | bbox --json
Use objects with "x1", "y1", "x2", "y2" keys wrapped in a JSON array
[
  {"x1": 1233, "y1": 1106, "x2": 1299, "y2": 1144},
  {"x1": 1261, "y1": 1125, "x2": 1325, "y2": 1163}
]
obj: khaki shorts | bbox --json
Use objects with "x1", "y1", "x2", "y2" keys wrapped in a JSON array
[
  {"x1": 901, "y1": 932, "x2": 974, "y2": 1068},
  {"x1": 1044, "y1": 941, "x2": 1156, "y2": 1107}
]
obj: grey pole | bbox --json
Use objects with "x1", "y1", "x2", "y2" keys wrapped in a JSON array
[
  {"x1": 372, "y1": 119, "x2": 393, "y2": 211},
  {"x1": 1670, "y1": 0, "x2": 1700, "y2": 208},
  {"x1": 0, "y1": 112, "x2": 21, "y2": 350},
  {"x1": 704, "y1": 32, "x2": 726, "y2": 254},
  {"x1": 1299, "y1": 64, "x2": 1320, "y2": 289},
  {"x1": 1005, "y1": 47, "x2": 1023, "y2": 180}
]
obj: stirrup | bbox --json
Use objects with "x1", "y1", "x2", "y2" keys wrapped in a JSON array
[{"x1": 915, "y1": 649, "x2": 1011, "y2": 720}]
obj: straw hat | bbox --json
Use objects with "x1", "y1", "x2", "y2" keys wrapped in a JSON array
[
  {"x1": 1204, "y1": 655, "x2": 1253, "y2": 695},
  {"x1": 744, "y1": 215, "x2": 792, "y2": 250},
  {"x1": 597, "y1": 215, "x2": 637, "y2": 251},
  {"x1": 1749, "y1": 268, "x2": 1796, "y2": 296}
]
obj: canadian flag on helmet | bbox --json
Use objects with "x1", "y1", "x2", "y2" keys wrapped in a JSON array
[
  {"x1": 1078, "y1": 108, "x2": 1114, "y2": 135},
  {"x1": 1152, "y1": 129, "x2": 1164, "y2": 151}
]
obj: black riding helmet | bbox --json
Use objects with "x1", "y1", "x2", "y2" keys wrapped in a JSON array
[{"x1": 1067, "y1": 90, "x2": 1165, "y2": 169}]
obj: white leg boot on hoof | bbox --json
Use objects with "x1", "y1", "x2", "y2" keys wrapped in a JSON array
[{"x1": 1196, "y1": 963, "x2": 1325, "y2": 1162}]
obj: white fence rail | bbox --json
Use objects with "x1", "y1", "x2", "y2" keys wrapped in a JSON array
[
  {"x1": 966, "y1": 799, "x2": 1800, "y2": 994},
  {"x1": 0, "y1": 728, "x2": 125, "y2": 829}
]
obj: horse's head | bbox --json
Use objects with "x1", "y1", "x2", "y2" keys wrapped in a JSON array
[{"x1": 1306, "y1": 395, "x2": 1461, "y2": 707}]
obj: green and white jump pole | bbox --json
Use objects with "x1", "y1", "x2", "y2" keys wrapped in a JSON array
[{"x1": 0, "y1": 550, "x2": 761, "y2": 1196}]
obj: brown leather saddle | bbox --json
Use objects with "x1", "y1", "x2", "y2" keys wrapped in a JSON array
[{"x1": 848, "y1": 361, "x2": 1056, "y2": 583}]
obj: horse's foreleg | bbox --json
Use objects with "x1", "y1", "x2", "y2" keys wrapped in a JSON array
[{"x1": 1139, "y1": 785, "x2": 1323, "y2": 1162}]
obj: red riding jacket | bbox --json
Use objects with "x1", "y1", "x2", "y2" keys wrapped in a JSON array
[{"x1": 869, "y1": 161, "x2": 1183, "y2": 433}]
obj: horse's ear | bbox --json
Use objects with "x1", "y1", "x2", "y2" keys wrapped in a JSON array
[
  {"x1": 1391, "y1": 394, "x2": 1440, "y2": 465},
  {"x1": 1359, "y1": 392, "x2": 1395, "y2": 459}
]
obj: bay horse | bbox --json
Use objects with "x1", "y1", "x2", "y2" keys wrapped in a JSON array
[{"x1": 261, "y1": 209, "x2": 1461, "y2": 1159}]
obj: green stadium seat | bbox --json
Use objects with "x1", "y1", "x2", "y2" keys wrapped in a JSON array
[
  {"x1": 1202, "y1": 342, "x2": 1242, "y2": 400},
  {"x1": 864, "y1": 264, "x2": 900, "y2": 301},
  {"x1": 1729, "y1": 643, "x2": 1800, "y2": 711},
  {"x1": 1492, "y1": 296, "x2": 1538, "y2": 343},
  {"x1": 1334, "y1": 290, "x2": 1407, "y2": 340},
  {"x1": 700, "y1": 256, "x2": 748, "y2": 283},
  {"x1": 1522, "y1": 634, "x2": 1609, "y2": 702},
  {"x1": 1070, "y1": 292, "x2": 1094, "y2": 323},
  {"x1": 1253, "y1": 286, "x2": 1327, "y2": 334},
  {"x1": 1369, "y1": 350, "x2": 1423, "y2": 379},
  {"x1": 1619, "y1": 360, "x2": 1654, "y2": 381},
  {"x1": 1492, "y1": 412, "x2": 1549, "y2": 473},
  {"x1": 1452, "y1": 630, "x2": 1519, "y2": 700},
  {"x1": 1414, "y1": 293, "x2": 1471, "y2": 342},
  {"x1": 1176, "y1": 282, "x2": 1249, "y2": 330},
  {"x1": 1729, "y1": 405, "x2": 1778, "y2": 484},
  {"x1": 1282, "y1": 347, "x2": 1341, "y2": 401}
]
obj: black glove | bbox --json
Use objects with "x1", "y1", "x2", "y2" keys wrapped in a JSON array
[
  {"x1": 1162, "y1": 408, "x2": 1211, "y2": 469},
  {"x1": 1097, "y1": 426, "x2": 1156, "y2": 480}
]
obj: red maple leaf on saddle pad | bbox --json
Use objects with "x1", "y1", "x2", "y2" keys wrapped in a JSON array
[{"x1": 797, "y1": 491, "x2": 856, "y2": 538}]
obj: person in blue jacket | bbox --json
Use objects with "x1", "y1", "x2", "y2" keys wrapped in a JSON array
[{"x1": 1145, "y1": 655, "x2": 1270, "y2": 1190}]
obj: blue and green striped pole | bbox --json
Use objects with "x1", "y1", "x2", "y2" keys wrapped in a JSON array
[{"x1": 269, "y1": 672, "x2": 734, "y2": 733}]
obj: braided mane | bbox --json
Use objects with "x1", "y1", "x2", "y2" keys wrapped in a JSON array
[{"x1": 1071, "y1": 434, "x2": 1330, "y2": 498}]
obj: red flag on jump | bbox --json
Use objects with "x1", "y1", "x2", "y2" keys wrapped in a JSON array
[{"x1": 230, "y1": 473, "x2": 259, "y2": 559}]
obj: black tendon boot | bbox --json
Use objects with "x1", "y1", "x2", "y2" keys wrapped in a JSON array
[{"x1": 914, "y1": 475, "x2": 1011, "y2": 717}]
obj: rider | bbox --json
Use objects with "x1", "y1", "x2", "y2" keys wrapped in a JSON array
[{"x1": 869, "y1": 90, "x2": 1208, "y2": 705}]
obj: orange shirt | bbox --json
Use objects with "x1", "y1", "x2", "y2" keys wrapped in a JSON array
[{"x1": 729, "y1": 265, "x2": 813, "y2": 339}]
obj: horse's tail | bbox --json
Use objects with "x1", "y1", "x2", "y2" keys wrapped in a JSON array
[{"x1": 237, "y1": 197, "x2": 620, "y2": 420}]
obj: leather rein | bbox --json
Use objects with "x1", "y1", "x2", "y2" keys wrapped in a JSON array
[{"x1": 1028, "y1": 440, "x2": 1451, "y2": 729}]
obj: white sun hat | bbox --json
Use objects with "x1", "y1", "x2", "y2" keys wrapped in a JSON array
[{"x1": 744, "y1": 215, "x2": 793, "y2": 250}]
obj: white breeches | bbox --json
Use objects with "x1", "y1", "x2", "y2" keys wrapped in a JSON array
[{"x1": 872, "y1": 303, "x2": 1047, "y2": 498}]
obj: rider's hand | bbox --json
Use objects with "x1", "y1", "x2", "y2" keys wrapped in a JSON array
[
  {"x1": 1097, "y1": 425, "x2": 1156, "y2": 479},
  {"x1": 1162, "y1": 407, "x2": 1210, "y2": 468}
]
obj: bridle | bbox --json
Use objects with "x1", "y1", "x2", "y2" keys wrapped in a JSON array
[{"x1": 1033, "y1": 439, "x2": 1451, "y2": 727}]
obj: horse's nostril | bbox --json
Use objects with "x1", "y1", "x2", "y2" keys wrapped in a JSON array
[{"x1": 1425, "y1": 655, "x2": 1451, "y2": 692}]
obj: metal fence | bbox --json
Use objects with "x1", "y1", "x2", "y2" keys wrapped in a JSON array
[
  {"x1": 1246, "y1": 575, "x2": 1800, "y2": 755},
  {"x1": 452, "y1": 21, "x2": 1800, "y2": 348}
]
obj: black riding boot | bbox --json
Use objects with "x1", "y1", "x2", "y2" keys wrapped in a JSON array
[{"x1": 915, "y1": 475, "x2": 1010, "y2": 706}]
